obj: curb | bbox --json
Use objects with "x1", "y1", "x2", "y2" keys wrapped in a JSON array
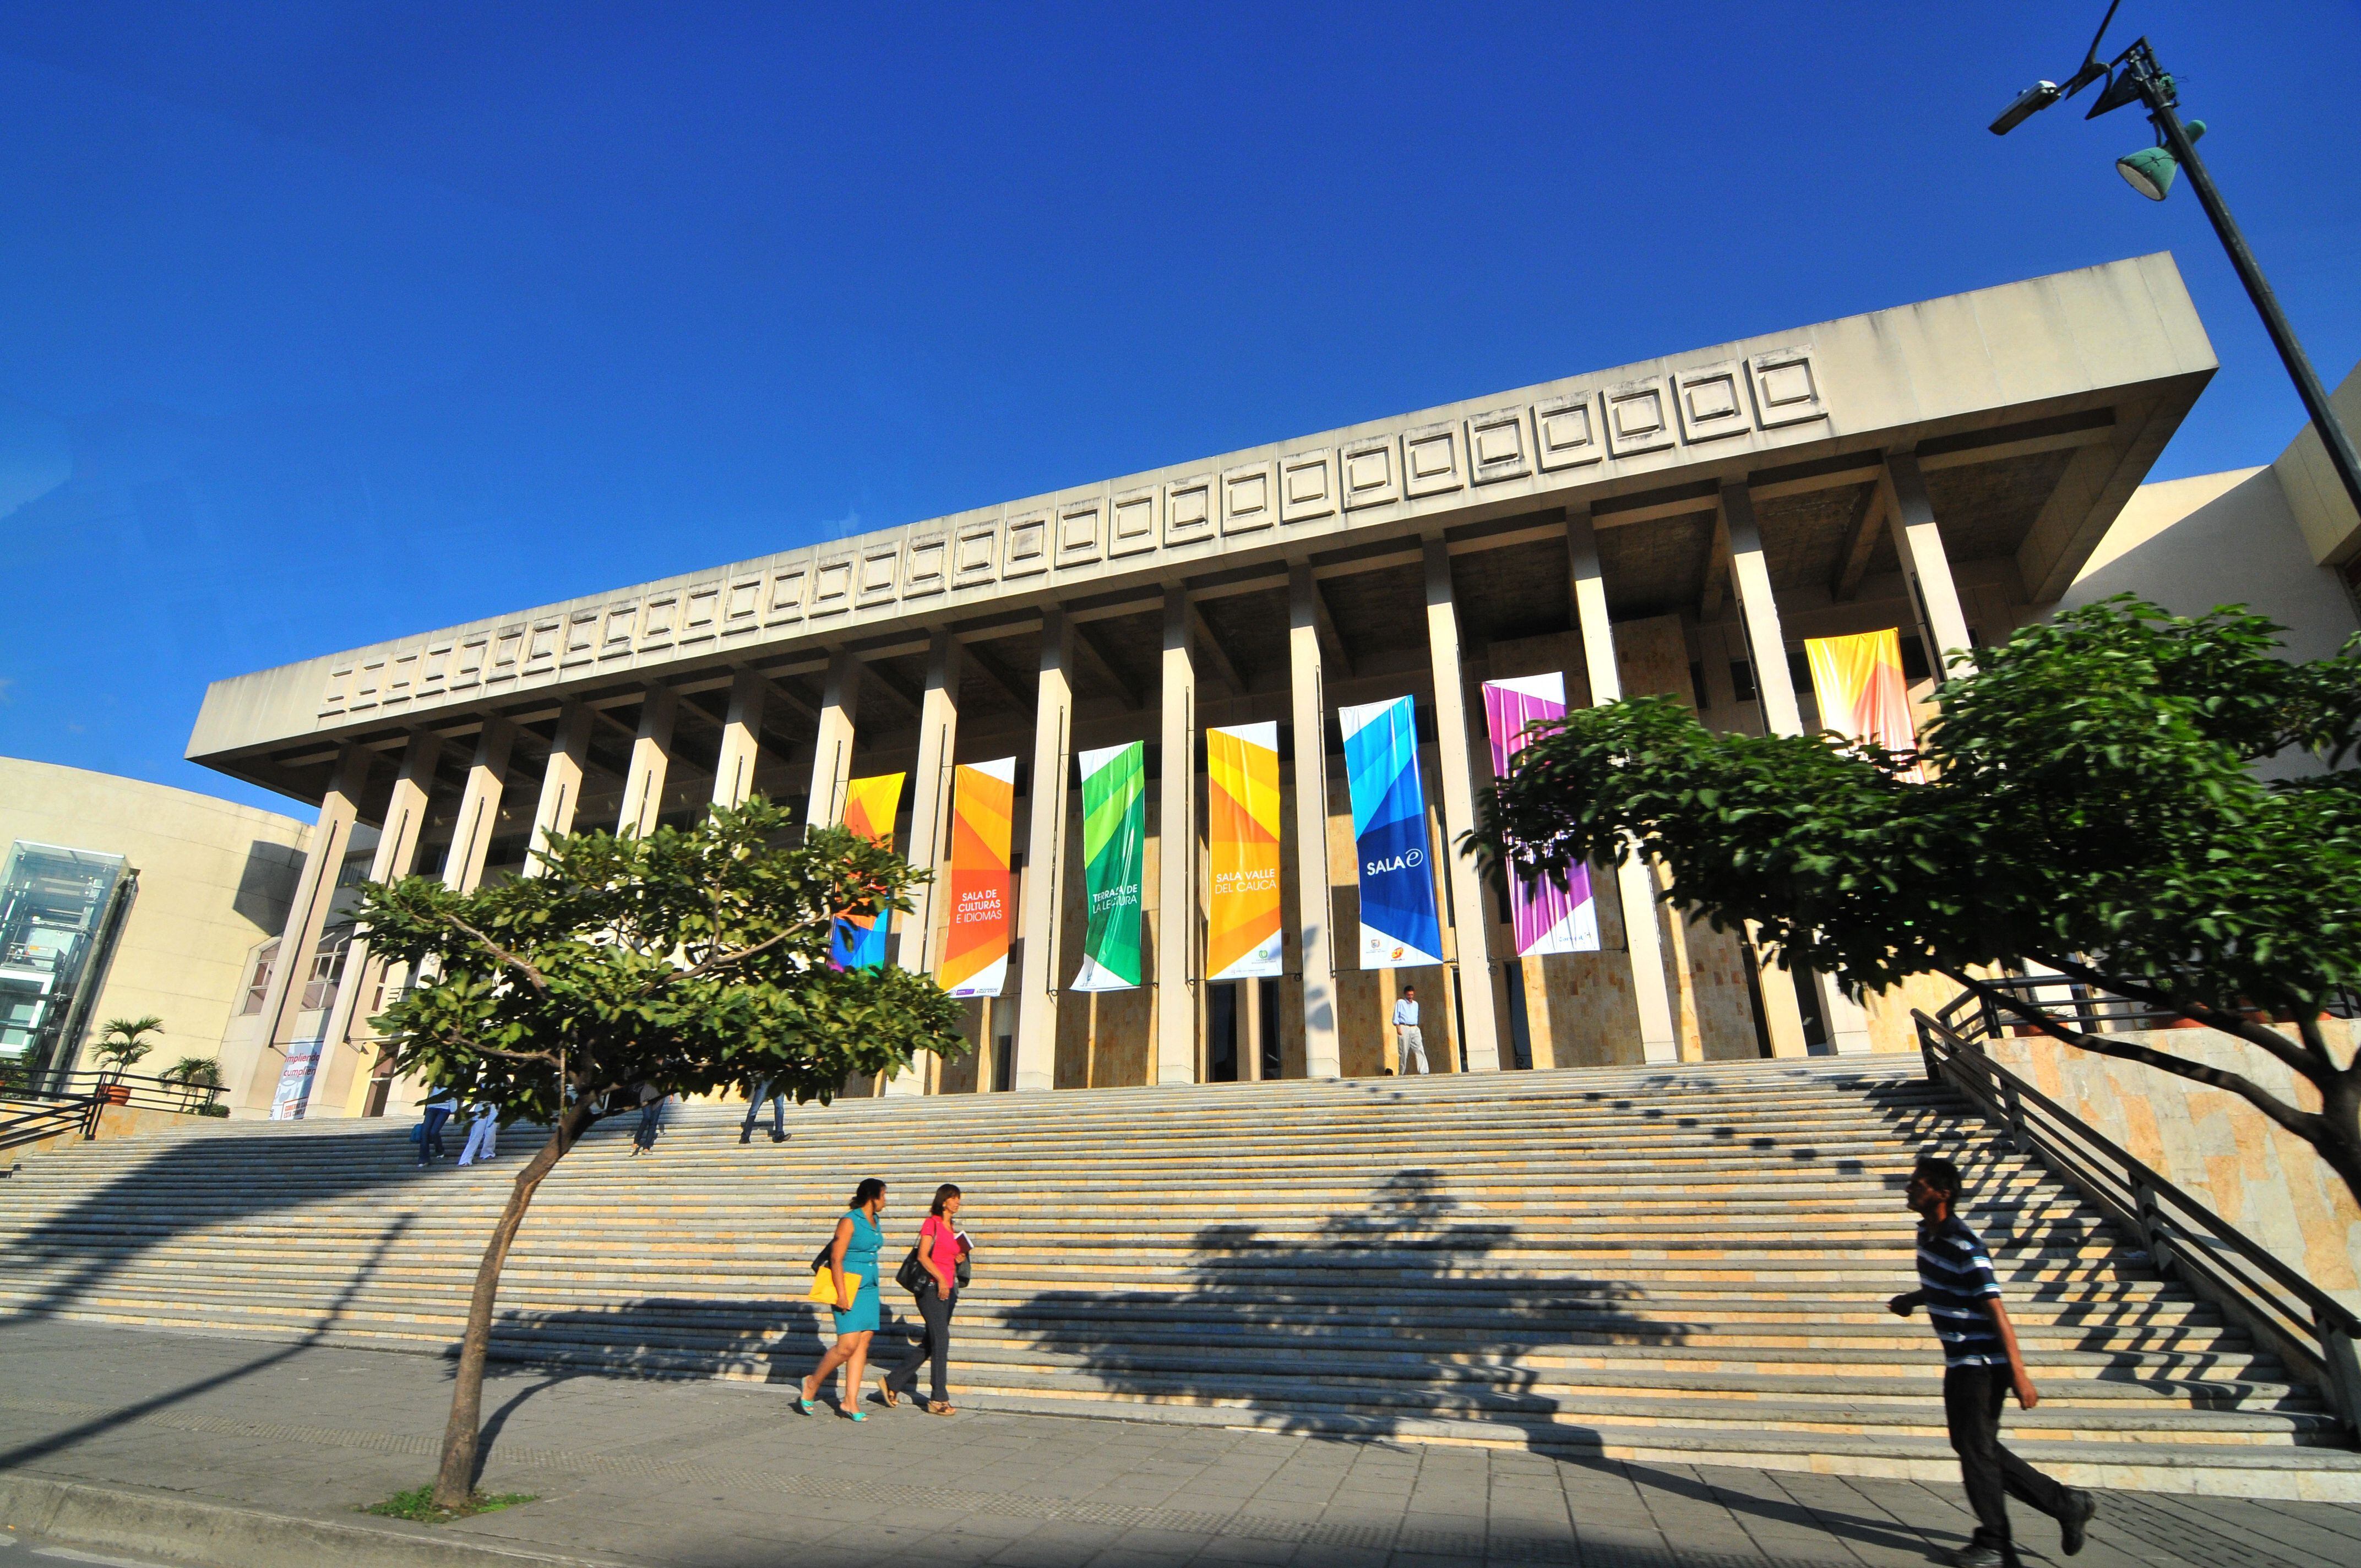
[{"x1": 0, "y1": 1474, "x2": 629, "y2": 1568}]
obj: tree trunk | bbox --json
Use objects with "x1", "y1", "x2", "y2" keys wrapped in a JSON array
[{"x1": 430, "y1": 1100, "x2": 595, "y2": 1509}]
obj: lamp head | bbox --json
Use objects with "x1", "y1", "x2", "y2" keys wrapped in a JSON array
[
  {"x1": 2117, "y1": 121, "x2": 2202, "y2": 201},
  {"x1": 1990, "y1": 80, "x2": 2061, "y2": 135}
]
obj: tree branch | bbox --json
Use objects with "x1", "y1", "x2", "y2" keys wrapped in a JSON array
[
  {"x1": 439, "y1": 911, "x2": 551, "y2": 994},
  {"x1": 1945, "y1": 968, "x2": 2335, "y2": 1154},
  {"x1": 2031, "y1": 952, "x2": 2326, "y2": 1082}
]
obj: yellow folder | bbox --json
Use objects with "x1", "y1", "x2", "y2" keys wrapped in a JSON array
[{"x1": 806, "y1": 1270, "x2": 861, "y2": 1304}]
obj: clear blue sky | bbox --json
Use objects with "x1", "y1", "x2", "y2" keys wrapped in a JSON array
[{"x1": 2, "y1": 2, "x2": 2355, "y2": 818}]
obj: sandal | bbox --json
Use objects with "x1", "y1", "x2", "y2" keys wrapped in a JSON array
[
  {"x1": 796, "y1": 1376, "x2": 817, "y2": 1415},
  {"x1": 878, "y1": 1379, "x2": 899, "y2": 1409},
  {"x1": 842, "y1": 1408, "x2": 866, "y2": 1421},
  {"x1": 926, "y1": 1401, "x2": 955, "y2": 1417}
]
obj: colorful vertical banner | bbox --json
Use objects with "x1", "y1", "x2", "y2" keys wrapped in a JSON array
[
  {"x1": 1805, "y1": 628, "x2": 1922, "y2": 780},
  {"x1": 1339, "y1": 695, "x2": 1444, "y2": 970},
  {"x1": 1481, "y1": 674, "x2": 1600, "y2": 957},
  {"x1": 829, "y1": 773, "x2": 907, "y2": 968},
  {"x1": 1070, "y1": 741, "x2": 1146, "y2": 992},
  {"x1": 269, "y1": 1035, "x2": 323, "y2": 1120},
  {"x1": 938, "y1": 759, "x2": 1015, "y2": 998},
  {"x1": 1206, "y1": 722, "x2": 1283, "y2": 981}
]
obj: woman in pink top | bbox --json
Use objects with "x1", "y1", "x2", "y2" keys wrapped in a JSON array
[{"x1": 880, "y1": 1184, "x2": 966, "y2": 1415}]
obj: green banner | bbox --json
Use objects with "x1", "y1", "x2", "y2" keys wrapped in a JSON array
[{"x1": 1071, "y1": 740, "x2": 1145, "y2": 991}]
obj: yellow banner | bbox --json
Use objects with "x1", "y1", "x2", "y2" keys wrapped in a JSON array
[{"x1": 1805, "y1": 628, "x2": 1920, "y2": 777}]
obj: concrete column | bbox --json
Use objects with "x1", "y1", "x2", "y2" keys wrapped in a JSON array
[
  {"x1": 886, "y1": 631, "x2": 963, "y2": 1096},
  {"x1": 1566, "y1": 511, "x2": 1679, "y2": 1065},
  {"x1": 617, "y1": 687, "x2": 677, "y2": 838},
  {"x1": 239, "y1": 745, "x2": 370, "y2": 1109},
  {"x1": 443, "y1": 718, "x2": 516, "y2": 895},
  {"x1": 1013, "y1": 609, "x2": 1076, "y2": 1092},
  {"x1": 315, "y1": 731, "x2": 444, "y2": 1113},
  {"x1": 525, "y1": 701, "x2": 592, "y2": 877},
  {"x1": 711, "y1": 669, "x2": 768, "y2": 809},
  {"x1": 1722, "y1": 482, "x2": 1804, "y2": 738},
  {"x1": 1884, "y1": 451, "x2": 1976, "y2": 679},
  {"x1": 1720, "y1": 482, "x2": 1814, "y2": 1058},
  {"x1": 1421, "y1": 540, "x2": 1503, "y2": 1072},
  {"x1": 806, "y1": 650, "x2": 863, "y2": 830},
  {"x1": 1287, "y1": 565, "x2": 1342, "y2": 1080},
  {"x1": 1156, "y1": 588, "x2": 1199, "y2": 1086}
]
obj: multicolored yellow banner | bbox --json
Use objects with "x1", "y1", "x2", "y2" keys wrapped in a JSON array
[
  {"x1": 1804, "y1": 628, "x2": 1921, "y2": 779},
  {"x1": 938, "y1": 758, "x2": 1015, "y2": 999},
  {"x1": 1205, "y1": 722, "x2": 1282, "y2": 981},
  {"x1": 830, "y1": 773, "x2": 906, "y2": 968},
  {"x1": 1070, "y1": 742, "x2": 1146, "y2": 992}
]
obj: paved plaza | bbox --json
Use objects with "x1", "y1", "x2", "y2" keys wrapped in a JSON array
[{"x1": 0, "y1": 1320, "x2": 2355, "y2": 1567}]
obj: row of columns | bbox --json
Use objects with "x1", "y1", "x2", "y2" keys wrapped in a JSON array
[{"x1": 247, "y1": 450, "x2": 1972, "y2": 1108}]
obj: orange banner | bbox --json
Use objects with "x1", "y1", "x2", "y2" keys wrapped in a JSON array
[
  {"x1": 937, "y1": 758, "x2": 1015, "y2": 998},
  {"x1": 1205, "y1": 722, "x2": 1283, "y2": 981}
]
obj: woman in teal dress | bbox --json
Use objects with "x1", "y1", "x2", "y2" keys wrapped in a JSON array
[{"x1": 798, "y1": 1178, "x2": 887, "y2": 1419}]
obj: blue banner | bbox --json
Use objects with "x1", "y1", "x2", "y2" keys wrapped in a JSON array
[{"x1": 1339, "y1": 695, "x2": 1443, "y2": 970}]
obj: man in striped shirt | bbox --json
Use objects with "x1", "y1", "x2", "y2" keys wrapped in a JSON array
[{"x1": 1890, "y1": 1156, "x2": 2096, "y2": 1567}]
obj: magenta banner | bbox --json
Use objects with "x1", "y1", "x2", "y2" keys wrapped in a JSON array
[{"x1": 1481, "y1": 673, "x2": 1599, "y2": 957}]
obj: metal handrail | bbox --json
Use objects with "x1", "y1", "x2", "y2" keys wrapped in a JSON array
[
  {"x1": 0, "y1": 1097, "x2": 95, "y2": 1157},
  {"x1": 1915, "y1": 1001, "x2": 2361, "y2": 1427}
]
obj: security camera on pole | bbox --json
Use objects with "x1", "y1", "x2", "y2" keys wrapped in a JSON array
[{"x1": 1989, "y1": 2, "x2": 2361, "y2": 526}]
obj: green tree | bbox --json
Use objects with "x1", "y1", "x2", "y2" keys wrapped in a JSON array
[
  {"x1": 158, "y1": 1055, "x2": 224, "y2": 1111},
  {"x1": 356, "y1": 796, "x2": 967, "y2": 1509},
  {"x1": 1472, "y1": 598, "x2": 2361, "y2": 1206},
  {"x1": 90, "y1": 1016, "x2": 165, "y2": 1078}
]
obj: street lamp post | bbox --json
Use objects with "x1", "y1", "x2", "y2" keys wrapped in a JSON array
[{"x1": 1990, "y1": 4, "x2": 2361, "y2": 524}]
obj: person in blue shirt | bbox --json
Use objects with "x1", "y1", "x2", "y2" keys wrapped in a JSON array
[
  {"x1": 1391, "y1": 986, "x2": 1428, "y2": 1074},
  {"x1": 1890, "y1": 1156, "x2": 2095, "y2": 1567},
  {"x1": 799, "y1": 1178, "x2": 888, "y2": 1420}
]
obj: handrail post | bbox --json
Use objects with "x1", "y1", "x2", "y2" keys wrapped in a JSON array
[
  {"x1": 2318, "y1": 1314, "x2": 2361, "y2": 1432},
  {"x1": 1997, "y1": 1077, "x2": 2029, "y2": 1155},
  {"x1": 79, "y1": 1091, "x2": 101, "y2": 1142},
  {"x1": 1917, "y1": 1014, "x2": 1942, "y2": 1083},
  {"x1": 2130, "y1": 1174, "x2": 2173, "y2": 1280}
]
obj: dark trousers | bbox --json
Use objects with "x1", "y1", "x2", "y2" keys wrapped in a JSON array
[
  {"x1": 633, "y1": 1099, "x2": 664, "y2": 1150},
  {"x1": 884, "y1": 1287, "x2": 956, "y2": 1404},
  {"x1": 1945, "y1": 1364, "x2": 2071, "y2": 1555},
  {"x1": 418, "y1": 1107, "x2": 452, "y2": 1160}
]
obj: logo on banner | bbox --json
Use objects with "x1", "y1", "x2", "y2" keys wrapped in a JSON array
[
  {"x1": 1482, "y1": 674, "x2": 1600, "y2": 957},
  {"x1": 1339, "y1": 695, "x2": 1444, "y2": 970}
]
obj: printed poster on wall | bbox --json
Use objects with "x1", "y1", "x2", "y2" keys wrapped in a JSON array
[
  {"x1": 269, "y1": 1035, "x2": 323, "y2": 1120},
  {"x1": 937, "y1": 758, "x2": 1015, "y2": 999},
  {"x1": 1805, "y1": 628, "x2": 1922, "y2": 781},
  {"x1": 1070, "y1": 741, "x2": 1145, "y2": 992},
  {"x1": 1339, "y1": 695, "x2": 1444, "y2": 970},
  {"x1": 1481, "y1": 674, "x2": 1600, "y2": 958},
  {"x1": 1205, "y1": 721, "x2": 1283, "y2": 981},
  {"x1": 829, "y1": 772, "x2": 907, "y2": 968}
]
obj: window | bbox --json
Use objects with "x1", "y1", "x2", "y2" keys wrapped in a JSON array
[
  {"x1": 239, "y1": 938, "x2": 280, "y2": 1015},
  {"x1": 299, "y1": 927, "x2": 352, "y2": 1013}
]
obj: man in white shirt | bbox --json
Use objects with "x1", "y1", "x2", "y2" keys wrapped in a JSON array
[{"x1": 1392, "y1": 987, "x2": 1428, "y2": 1074}]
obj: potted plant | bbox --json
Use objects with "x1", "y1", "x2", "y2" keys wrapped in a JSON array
[
  {"x1": 90, "y1": 1016, "x2": 164, "y2": 1104},
  {"x1": 159, "y1": 1055, "x2": 225, "y2": 1114}
]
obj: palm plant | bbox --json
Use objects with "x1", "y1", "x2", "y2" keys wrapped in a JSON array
[
  {"x1": 91, "y1": 1016, "x2": 165, "y2": 1083},
  {"x1": 160, "y1": 1055, "x2": 224, "y2": 1112}
]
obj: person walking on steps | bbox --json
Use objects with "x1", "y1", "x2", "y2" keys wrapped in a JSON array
[
  {"x1": 456, "y1": 1100, "x2": 499, "y2": 1167},
  {"x1": 416, "y1": 1087, "x2": 458, "y2": 1167},
  {"x1": 738, "y1": 1077, "x2": 787, "y2": 1145},
  {"x1": 629, "y1": 1081, "x2": 665, "y2": 1156},
  {"x1": 799, "y1": 1178, "x2": 888, "y2": 1420},
  {"x1": 882, "y1": 1184, "x2": 967, "y2": 1417},
  {"x1": 1890, "y1": 1155, "x2": 2096, "y2": 1567},
  {"x1": 1392, "y1": 986, "x2": 1428, "y2": 1074}
]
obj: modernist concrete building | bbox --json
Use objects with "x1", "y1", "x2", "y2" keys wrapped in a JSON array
[{"x1": 188, "y1": 254, "x2": 2219, "y2": 1117}]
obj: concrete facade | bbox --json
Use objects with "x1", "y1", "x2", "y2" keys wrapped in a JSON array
[
  {"x1": 185, "y1": 254, "x2": 2220, "y2": 1113},
  {"x1": 0, "y1": 758, "x2": 314, "y2": 1087}
]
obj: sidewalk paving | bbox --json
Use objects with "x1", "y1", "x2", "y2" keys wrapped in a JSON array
[{"x1": 1, "y1": 1319, "x2": 2357, "y2": 1568}]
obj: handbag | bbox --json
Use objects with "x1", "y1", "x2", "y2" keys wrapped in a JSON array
[
  {"x1": 896, "y1": 1246, "x2": 930, "y2": 1296},
  {"x1": 809, "y1": 1240, "x2": 834, "y2": 1273}
]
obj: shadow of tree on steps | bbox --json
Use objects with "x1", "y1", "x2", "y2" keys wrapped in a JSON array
[{"x1": 1002, "y1": 1166, "x2": 1701, "y2": 1450}]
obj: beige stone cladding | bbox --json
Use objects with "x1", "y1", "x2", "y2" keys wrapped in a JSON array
[
  {"x1": 0, "y1": 758, "x2": 312, "y2": 1087},
  {"x1": 1987, "y1": 1025, "x2": 2361, "y2": 1314}
]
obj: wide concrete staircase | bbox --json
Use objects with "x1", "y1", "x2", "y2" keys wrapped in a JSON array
[{"x1": 2, "y1": 1059, "x2": 2355, "y2": 1499}]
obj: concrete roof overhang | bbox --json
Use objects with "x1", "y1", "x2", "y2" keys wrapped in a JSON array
[{"x1": 191, "y1": 253, "x2": 2215, "y2": 806}]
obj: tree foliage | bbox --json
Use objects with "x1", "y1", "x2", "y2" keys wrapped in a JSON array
[
  {"x1": 355, "y1": 794, "x2": 967, "y2": 1506},
  {"x1": 1471, "y1": 597, "x2": 2361, "y2": 1204}
]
